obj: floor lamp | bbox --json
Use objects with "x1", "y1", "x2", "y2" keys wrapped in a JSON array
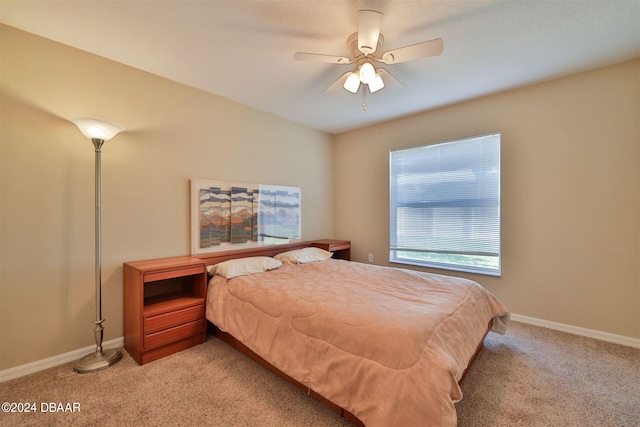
[{"x1": 71, "y1": 117, "x2": 124, "y2": 374}]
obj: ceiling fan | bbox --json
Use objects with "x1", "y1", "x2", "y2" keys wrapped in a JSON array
[{"x1": 294, "y1": 10, "x2": 443, "y2": 98}]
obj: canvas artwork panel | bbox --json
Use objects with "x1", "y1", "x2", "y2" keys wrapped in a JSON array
[{"x1": 191, "y1": 179, "x2": 301, "y2": 254}]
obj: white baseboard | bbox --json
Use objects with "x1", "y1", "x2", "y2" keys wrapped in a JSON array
[
  {"x1": 0, "y1": 337, "x2": 124, "y2": 383},
  {"x1": 510, "y1": 314, "x2": 640, "y2": 349},
  {"x1": 3, "y1": 315, "x2": 639, "y2": 382}
]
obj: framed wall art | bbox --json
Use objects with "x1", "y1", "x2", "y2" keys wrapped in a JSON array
[{"x1": 190, "y1": 178, "x2": 301, "y2": 254}]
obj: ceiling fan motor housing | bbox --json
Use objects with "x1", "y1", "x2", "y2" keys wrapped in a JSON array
[
  {"x1": 357, "y1": 9, "x2": 384, "y2": 54},
  {"x1": 347, "y1": 32, "x2": 384, "y2": 60}
]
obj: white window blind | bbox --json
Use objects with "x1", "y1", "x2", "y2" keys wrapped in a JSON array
[{"x1": 389, "y1": 133, "x2": 501, "y2": 276}]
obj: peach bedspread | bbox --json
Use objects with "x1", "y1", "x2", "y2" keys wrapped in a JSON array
[{"x1": 206, "y1": 259, "x2": 509, "y2": 427}]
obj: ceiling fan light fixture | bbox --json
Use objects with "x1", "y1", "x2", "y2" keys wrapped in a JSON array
[
  {"x1": 359, "y1": 61, "x2": 376, "y2": 84},
  {"x1": 368, "y1": 73, "x2": 385, "y2": 93},
  {"x1": 343, "y1": 72, "x2": 361, "y2": 93}
]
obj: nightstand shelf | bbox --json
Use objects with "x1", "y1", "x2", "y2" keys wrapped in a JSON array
[
  {"x1": 124, "y1": 256, "x2": 207, "y2": 365},
  {"x1": 144, "y1": 294, "x2": 203, "y2": 311},
  {"x1": 311, "y1": 239, "x2": 351, "y2": 261}
]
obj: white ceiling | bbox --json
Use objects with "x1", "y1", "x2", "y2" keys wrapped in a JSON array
[{"x1": 2, "y1": 1, "x2": 639, "y2": 134}]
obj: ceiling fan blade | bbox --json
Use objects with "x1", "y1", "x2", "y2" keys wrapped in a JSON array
[
  {"x1": 294, "y1": 52, "x2": 353, "y2": 64},
  {"x1": 378, "y1": 38, "x2": 443, "y2": 64},
  {"x1": 323, "y1": 71, "x2": 355, "y2": 93},
  {"x1": 358, "y1": 10, "x2": 383, "y2": 55},
  {"x1": 377, "y1": 68, "x2": 403, "y2": 88}
]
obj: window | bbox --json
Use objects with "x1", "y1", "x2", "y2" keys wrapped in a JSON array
[{"x1": 389, "y1": 133, "x2": 501, "y2": 276}]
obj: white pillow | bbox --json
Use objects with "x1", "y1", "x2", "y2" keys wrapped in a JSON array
[
  {"x1": 274, "y1": 247, "x2": 333, "y2": 264},
  {"x1": 208, "y1": 256, "x2": 282, "y2": 279}
]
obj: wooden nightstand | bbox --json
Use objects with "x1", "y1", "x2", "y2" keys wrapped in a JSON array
[
  {"x1": 123, "y1": 256, "x2": 207, "y2": 365},
  {"x1": 311, "y1": 239, "x2": 351, "y2": 261}
]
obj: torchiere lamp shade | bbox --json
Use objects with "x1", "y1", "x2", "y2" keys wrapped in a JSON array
[{"x1": 71, "y1": 117, "x2": 124, "y2": 141}]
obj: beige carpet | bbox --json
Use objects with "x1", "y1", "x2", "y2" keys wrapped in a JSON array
[{"x1": 1, "y1": 321, "x2": 638, "y2": 426}]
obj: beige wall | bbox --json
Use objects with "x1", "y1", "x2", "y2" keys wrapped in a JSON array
[
  {"x1": 2, "y1": 24, "x2": 639, "y2": 371},
  {"x1": 334, "y1": 59, "x2": 640, "y2": 340},
  {"x1": 0, "y1": 26, "x2": 335, "y2": 370}
]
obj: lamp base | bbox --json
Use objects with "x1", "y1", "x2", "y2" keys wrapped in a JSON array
[{"x1": 74, "y1": 348, "x2": 122, "y2": 374}]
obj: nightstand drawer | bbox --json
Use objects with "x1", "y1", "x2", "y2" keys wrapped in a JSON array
[
  {"x1": 144, "y1": 319, "x2": 206, "y2": 349},
  {"x1": 144, "y1": 303, "x2": 205, "y2": 333}
]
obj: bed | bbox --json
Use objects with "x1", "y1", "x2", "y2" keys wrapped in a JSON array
[{"x1": 198, "y1": 242, "x2": 509, "y2": 427}]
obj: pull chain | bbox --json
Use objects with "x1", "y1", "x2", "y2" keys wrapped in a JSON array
[{"x1": 362, "y1": 86, "x2": 368, "y2": 111}]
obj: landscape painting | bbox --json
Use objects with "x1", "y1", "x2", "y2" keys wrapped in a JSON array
[{"x1": 191, "y1": 179, "x2": 301, "y2": 254}]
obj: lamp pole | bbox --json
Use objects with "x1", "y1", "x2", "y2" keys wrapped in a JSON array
[{"x1": 92, "y1": 138, "x2": 106, "y2": 355}]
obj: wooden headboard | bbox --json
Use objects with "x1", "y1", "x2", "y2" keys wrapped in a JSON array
[{"x1": 194, "y1": 241, "x2": 316, "y2": 266}]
